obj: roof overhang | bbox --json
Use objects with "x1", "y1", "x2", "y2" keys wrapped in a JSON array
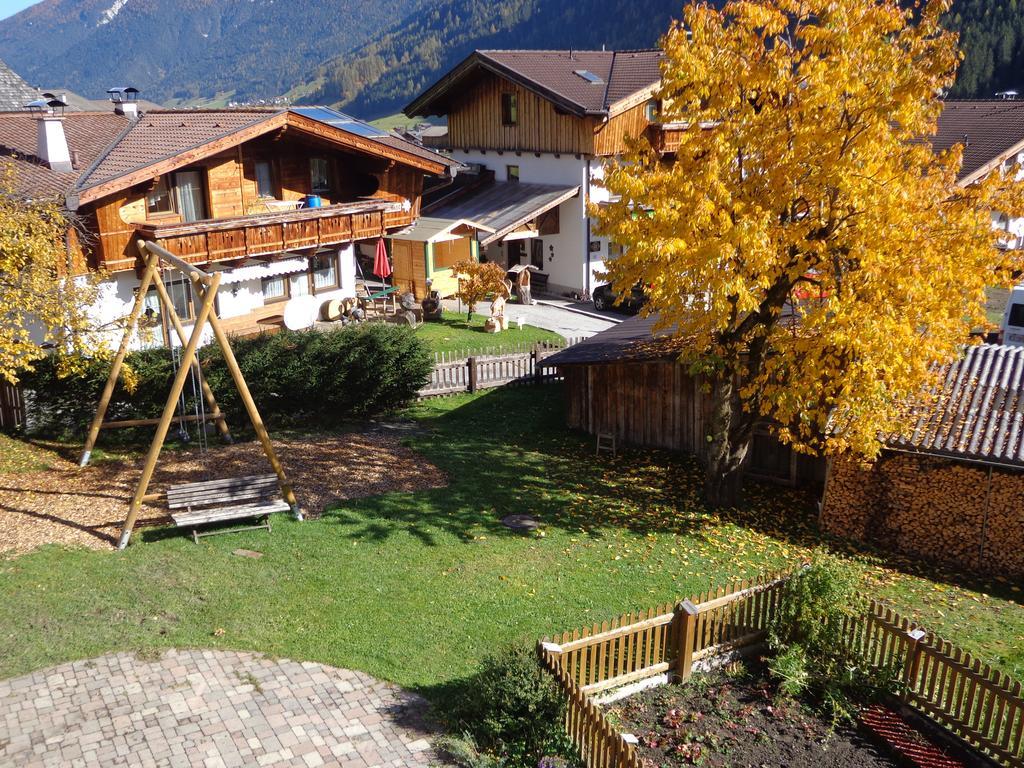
[
  {"x1": 479, "y1": 185, "x2": 580, "y2": 246},
  {"x1": 956, "y1": 136, "x2": 1024, "y2": 187},
  {"x1": 405, "y1": 51, "x2": 605, "y2": 120},
  {"x1": 73, "y1": 110, "x2": 450, "y2": 208},
  {"x1": 390, "y1": 216, "x2": 495, "y2": 243}
]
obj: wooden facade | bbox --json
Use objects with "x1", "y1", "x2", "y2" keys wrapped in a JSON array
[
  {"x1": 593, "y1": 100, "x2": 656, "y2": 156},
  {"x1": 86, "y1": 132, "x2": 428, "y2": 273},
  {"x1": 561, "y1": 360, "x2": 824, "y2": 486},
  {"x1": 447, "y1": 71, "x2": 598, "y2": 155},
  {"x1": 390, "y1": 236, "x2": 479, "y2": 298}
]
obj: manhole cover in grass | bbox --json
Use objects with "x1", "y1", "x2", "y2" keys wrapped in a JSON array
[{"x1": 501, "y1": 514, "x2": 539, "y2": 531}]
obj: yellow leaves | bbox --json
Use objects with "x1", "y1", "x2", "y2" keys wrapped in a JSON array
[{"x1": 595, "y1": 0, "x2": 1024, "y2": 463}]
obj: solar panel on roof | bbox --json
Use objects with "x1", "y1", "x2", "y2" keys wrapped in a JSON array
[
  {"x1": 291, "y1": 106, "x2": 388, "y2": 138},
  {"x1": 574, "y1": 70, "x2": 604, "y2": 84}
]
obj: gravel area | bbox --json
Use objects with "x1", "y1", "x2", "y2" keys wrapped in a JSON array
[{"x1": 0, "y1": 433, "x2": 446, "y2": 556}]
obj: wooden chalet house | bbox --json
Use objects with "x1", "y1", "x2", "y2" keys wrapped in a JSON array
[
  {"x1": 404, "y1": 49, "x2": 678, "y2": 299},
  {"x1": 0, "y1": 89, "x2": 454, "y2": 346}
]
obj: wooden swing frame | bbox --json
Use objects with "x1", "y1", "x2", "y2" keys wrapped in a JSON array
[{"x1": 79, "y1": 239, "x2": 302, "y2": 549}]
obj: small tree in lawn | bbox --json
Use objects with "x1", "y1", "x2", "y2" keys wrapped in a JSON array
[
  {"x1": 596, "y1": 0, "x2": 1024, "y2": 506},
  {"x1": 0, "y1": 175, "x2": 102, "y2": 384},
  {"x1": 452, "y1": 259, "x2": 507, "y2": 321}
]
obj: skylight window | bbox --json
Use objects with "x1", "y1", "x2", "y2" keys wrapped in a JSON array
[{"x1": 574, "y1": 69, "x2": 604, "y2": 85}]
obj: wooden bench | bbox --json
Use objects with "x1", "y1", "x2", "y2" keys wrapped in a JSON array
[{"x1": 167, "y1": 474, "x2": 290, "y2": 543}]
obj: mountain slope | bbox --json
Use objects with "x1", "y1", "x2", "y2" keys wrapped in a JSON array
[
  {"x1": 0, "y1": 0, "x2": 427, "y2": 104},
  {"x1": 304, "y1": 0, "x2": 685, "y2": 117},
  {"x1": 301, "y1": 0, "x2": 1024, "y2": 118}
]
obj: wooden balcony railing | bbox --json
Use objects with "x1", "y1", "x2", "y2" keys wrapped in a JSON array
[
  {"x1": 646, "y1": 123, "x2": 687, "y2": 155},
  {"x1": 136, "y1": 199, "x2": 413, "y2": 265}
]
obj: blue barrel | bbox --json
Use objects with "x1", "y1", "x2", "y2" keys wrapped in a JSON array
[{"x1": 303, "y1": 195, "x2": 323, "y2": 208}]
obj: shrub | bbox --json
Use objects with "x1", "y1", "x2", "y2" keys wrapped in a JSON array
[
  {"x1": 767, "y1": 556, "x2": 889, "y2": 722},
  {"x1": 200, "y1": 324, "x2": 432, "y2": 424},
  {"x1": 20, "y1": 347, "x2": 185, "y2": 438},
  {"x1": 447, "y1": 646, "x2": 571, "y2": 768},
  {"x1": 20, "y1": 324, "x2": 432, "y2": 438}
]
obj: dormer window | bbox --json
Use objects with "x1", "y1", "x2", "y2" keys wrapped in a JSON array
[
  {"x1": 501, "y1": 92, "x2": 518, "y2": 127},
  {"x1": 574, "y1": 70, "x2": 604, "y2": 85}
]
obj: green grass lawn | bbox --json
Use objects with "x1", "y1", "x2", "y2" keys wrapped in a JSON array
[
  {"x1": 0, "y1": 385, "x2": 1021, "y2": 705},
  {"x1": 415, "y1": 311, "x2": 562, "y2": 356},
  {"x1": 0, "y1": 434, "x2": 56, "y2": 474}
]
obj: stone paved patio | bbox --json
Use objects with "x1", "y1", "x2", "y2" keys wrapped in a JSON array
[{"x1": 0, "y1": 649, "x2": 442, "y2": 767}]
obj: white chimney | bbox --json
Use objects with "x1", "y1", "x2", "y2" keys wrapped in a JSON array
[
  {"x1": 108, "y1": 86, "x2": 140, "y2": 119},
  {"x1": 25, "y1": 96, "x2": 73, "y2": 172},
  {"x1": 37, "y1": 115, "x2": 73, "y2": 171}
]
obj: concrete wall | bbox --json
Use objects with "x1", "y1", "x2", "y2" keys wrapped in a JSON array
[{"x1": 821, "y1": 452, "x2": 1024, "y2": 578}]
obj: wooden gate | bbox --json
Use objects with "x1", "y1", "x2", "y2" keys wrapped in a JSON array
[{"x1": 0, "y1": 382, "x2": 25, "y2": 432}]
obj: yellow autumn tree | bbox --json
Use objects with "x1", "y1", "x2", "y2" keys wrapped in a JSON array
[
  {"x1": 596, "y1": 0, "x2": 1024, "y2": 505},
  {"x1": 0, "y1": 173, "x2": 102, "y2": 384},
  {"x1": 452, "y1": 259, "x2": 508, "y2": 320}
]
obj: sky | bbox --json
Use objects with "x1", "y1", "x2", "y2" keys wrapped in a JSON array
[{"x1": 0, "y1": 0, "x2": 37, "y2": 21}]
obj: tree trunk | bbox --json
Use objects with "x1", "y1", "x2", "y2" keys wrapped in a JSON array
[{"x1": 703, "y1": 375, "x2": 755, "y2": 508}]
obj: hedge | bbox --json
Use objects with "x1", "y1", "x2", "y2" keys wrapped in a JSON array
[{"x1": 21, "y1": 324, "x2": 433, "y2": 438}]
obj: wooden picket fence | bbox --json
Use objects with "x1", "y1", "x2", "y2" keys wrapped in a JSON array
[
  {"x1": 539, "y1": 570, "x2": 790, "y2": 768},
  {"x1": 418, "y1": 338, "x2": 581, "y2": 398},
  {"x1": 539, "y1": 570, "x2": 1024, "y2": 768},
  {"x1": 845, "y1": 602, "x2": 1024, "y2": 767},
  {"x1": 0, "y1": 382, "x2": 25, "y2": 432}
]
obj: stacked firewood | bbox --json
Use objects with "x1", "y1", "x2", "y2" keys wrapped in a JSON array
[{"x1": 822, "y1": 454, "x2": 1024, "y2": 578}]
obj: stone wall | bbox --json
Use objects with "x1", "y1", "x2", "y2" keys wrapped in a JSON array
[{"x1": 821, "y1": 452, "x2": 1024, "y2": 578}]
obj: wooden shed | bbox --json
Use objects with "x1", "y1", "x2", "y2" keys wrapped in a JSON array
[
  {"x1": 544, "y1": 315, "x2": 825, "y2": 486},
  {"x1": 389, "y1": 216, "x2": 489, "y2": 298}
]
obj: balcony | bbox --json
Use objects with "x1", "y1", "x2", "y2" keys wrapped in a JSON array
[
  {"x1": 646, "y1": 122, "x2": 688, "y2": 155},
  {"x1": 136, "y1": 199, "x2": 413, "y2": 266}
]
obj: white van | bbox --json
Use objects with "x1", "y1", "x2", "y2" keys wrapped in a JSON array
[{"x1": 1001, "y1": 284, "x2": 1024, "y2": 346}]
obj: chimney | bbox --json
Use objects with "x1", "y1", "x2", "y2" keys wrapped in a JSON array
[
  {"x1": 108, "y1": 86, "x2": 140, "y2": 118},
  {"x1": 25, "y1": 96, "x2": 73, "y2": 172}
]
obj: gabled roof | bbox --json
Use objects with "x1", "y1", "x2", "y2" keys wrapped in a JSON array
[
  {"x1": 390, "y1": 216, "x2": 495, "y2": 243},
  {"x1": 934, "y1": 100, "x2": 1024, "y2": 184},
  {"x1": 405, "y1": 49, "x2": 664, "y2": 119},
  {"x1": 71, "y1": 107, "x2": 455, "y2": 206},
  {"x1": 0, "y1": 111, "x2": 131, "y2": 198},
  {"x1": 543, "y1": 314, "x2": 681, "y2": 366}
]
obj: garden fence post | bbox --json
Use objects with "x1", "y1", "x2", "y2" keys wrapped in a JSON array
[
  {"x1": 533, "y1": 343, "x2": 542, "y2": 384},
  {"x1": 902, "y1": 627, "x2": 927, "y2": 703},
  {"x1": 676, "y1": 600, "x2": 699, "y2": 681},
  {"x1": 468, "y1": 356, "x2": 478, "y2": 393}
]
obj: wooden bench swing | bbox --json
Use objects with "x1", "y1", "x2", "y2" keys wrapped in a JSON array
[{"x1": 79, "y1": 239, "x2": 302, "y2": 549}]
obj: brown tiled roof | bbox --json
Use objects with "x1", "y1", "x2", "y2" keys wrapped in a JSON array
[
  {"x1": 0, "y1": 111, "x2": 130, "y2": 198},
  {"x1": 75, "y1": 109, "x2": 278, "y2": 193},
  {"x1": 933, "y1": 100, "x2": 1024, "y2": 182},
  {"x1": 406, "y1": 49, "x2": 664, "y2": 118}
]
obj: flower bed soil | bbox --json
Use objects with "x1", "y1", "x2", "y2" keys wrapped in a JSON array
[{"x1": 605, "y1": 665, "x2": 900, "y2": 768}]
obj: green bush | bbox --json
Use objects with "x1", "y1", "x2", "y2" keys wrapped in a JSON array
[
  {"x1": 21, "y1": 324, "x2": 432, "y2": 438},
  {"x1": 20, "y1": 348, "x2": 185, "y2": 439},
  {"x1": 447, "y1": 646, "x2": 571, "y2": 768},
  {"x1": 199, "y1": 324, "x2": 432, "y2": 424},
  {"x1": 767, "y1": 556, "x2": 892, "y2": 722}
]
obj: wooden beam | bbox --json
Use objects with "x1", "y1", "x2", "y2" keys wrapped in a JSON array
[
  {"x1": 79, "y1": 249, "x2": 159, "y2": 467},
  {"x1": 148, "y1": 252, "x2": 233, "y2": 443},
  {"x1": 118, "y1": 271, "x2": 223, "y2": 549},
  {"x1": 101, "y1": 413, "x2": 227, "y2": 429},
  {"x1": 204, "y1": 300, "x2": 301, "y2": 519},
  {"x1": 140, "y1": 240, "x2": 213, "y2": 285}
]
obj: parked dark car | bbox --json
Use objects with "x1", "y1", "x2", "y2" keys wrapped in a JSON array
[{"x1": 592, "y1": 283, "x2": 646, "y2": 314}]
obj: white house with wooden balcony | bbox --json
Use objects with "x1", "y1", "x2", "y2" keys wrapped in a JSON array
[
  {"x1": 0, "y1": 90, "x2": 455, "y2": 346},
  {"x1": 405, "y1": 49, "x2": 669, "y2": 299}
]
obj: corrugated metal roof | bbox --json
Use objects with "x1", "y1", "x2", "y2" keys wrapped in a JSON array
[{"x1": 890, "y1": 343, "x2": 1024, "y2": 467}]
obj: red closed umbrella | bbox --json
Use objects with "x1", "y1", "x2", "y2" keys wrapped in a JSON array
[{"x1": 373, "y1": 237, "x2": 392, "y2": 280}]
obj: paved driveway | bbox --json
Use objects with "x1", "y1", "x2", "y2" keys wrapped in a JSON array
[
  {"x1": 0, "y1": 650, "x2": 440, "y2": 767},
  {"x1": 444, "y1": 296, "x2": 620, "y2": 339}
]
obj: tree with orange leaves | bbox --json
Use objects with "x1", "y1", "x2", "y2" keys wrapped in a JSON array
[{"x1": 596, "y1": 0, "x2": 1024, "y2": 505}]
